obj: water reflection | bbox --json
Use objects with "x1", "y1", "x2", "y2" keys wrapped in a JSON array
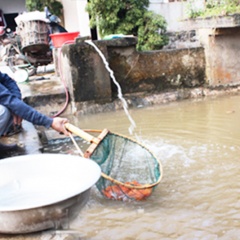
[{"x1": 46, "y1": 95, "x2": 240, "y2": 239}]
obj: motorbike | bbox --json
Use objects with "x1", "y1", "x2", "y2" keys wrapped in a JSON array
[
  {"x1": 0, "y1": 9, "x2": 33, "y2": 78},
  {"x1": 0, "y1": 8, "x2": 67, "y2": 77}
]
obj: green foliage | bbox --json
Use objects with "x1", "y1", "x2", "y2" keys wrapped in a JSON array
[
  {"x1": 185, "y1": 0, "x2": 204, "y2": 19},
  {"x1": 86, "y1": 0, "x2": 168, "y2": 51},
  {"x1": 186, "y1": 0, "x2": 240, "y2": 19},
  {"x1": 26, "y1": 0, "x2": 63, "y2": 17},
  {"x1": 137, "y1": 11, "x2": 168, "y2": 51}
]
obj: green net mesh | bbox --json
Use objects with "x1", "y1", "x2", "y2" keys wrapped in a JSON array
[{"x1": 87, "y1": 132, "x2": 162, "y2": 201}]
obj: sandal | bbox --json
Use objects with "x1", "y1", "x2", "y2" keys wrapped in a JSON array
[{"x1": 3, "y1": 125, "x2": 23, "y2": 137}]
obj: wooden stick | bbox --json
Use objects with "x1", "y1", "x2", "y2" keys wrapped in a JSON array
[
  {"x1": 84, "y1": 129, "x2": 109, "y2": 158},
  {"x1": 65, "y1": 123, "x2": 100, "y2": 144}
]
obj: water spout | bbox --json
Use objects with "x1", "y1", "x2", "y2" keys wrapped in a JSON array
[{"x1": 85, "y1": 40, "x2": 136, "y2": 134}]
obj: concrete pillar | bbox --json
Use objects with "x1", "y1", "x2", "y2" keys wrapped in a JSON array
[
  {"x1": 199, "y1": 27, "x2": 240, "y2": 86},
  {"x1": 60, "y1": 38, "x2": 112, "y2": 103}
]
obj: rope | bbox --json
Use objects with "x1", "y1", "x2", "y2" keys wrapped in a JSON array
[{"x1": 69, "y1": 132, "x2": 84, "y2": 157}]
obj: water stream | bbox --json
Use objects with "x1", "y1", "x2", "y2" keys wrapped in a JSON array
[
  {"x1": 85, "y1": 40, "x2": 136, "y2": 135},
  {"x1": 45, "y1": 94, "x2": 240, "y2": 239}
]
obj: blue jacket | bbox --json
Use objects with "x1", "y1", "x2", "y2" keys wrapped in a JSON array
[{"x1": 0, "y1": 71, "x2": 53, "y2": 128}]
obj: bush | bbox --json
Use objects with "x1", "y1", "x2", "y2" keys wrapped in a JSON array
[
  {"x1": 86, "y1": 0, "x2": 169, "y2": 51},
  {"x1": 137, "y1": 11, "x2": 169, "y2": 51}
]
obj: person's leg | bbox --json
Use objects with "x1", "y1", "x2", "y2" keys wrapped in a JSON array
[
  {"x1": 0, "y1": 105, "x2": 20, "y2": 153},
  {"x1": 0, "y1": 105, "x2": 12, "y2": 136}
]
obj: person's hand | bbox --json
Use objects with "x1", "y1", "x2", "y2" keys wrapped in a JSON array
[
  {"x1": 51, "y1": 117, "x2": 69, "y2": 136},
  {"x1": 13, "y1": 114, "x2": 22, "y2": 126}
]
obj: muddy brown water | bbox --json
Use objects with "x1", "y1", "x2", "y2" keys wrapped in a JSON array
[
  {"x1": 7, "y1": 94, "x2": 240, "y2": 240},
  {"x1": 43, "y1": 94, "x2": 240, "y2": 239}
]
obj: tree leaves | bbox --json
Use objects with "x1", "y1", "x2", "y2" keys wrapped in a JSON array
[
  {"x1": 87, "y1": 0, "x2": 168, "y2": 50},
  {"x1": 26, "y1": 0, "x2": 63, "y2": 17}
]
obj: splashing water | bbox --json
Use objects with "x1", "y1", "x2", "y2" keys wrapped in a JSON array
[{"x1": 85, "y1": 40, "x2": 136, "y2": 135}]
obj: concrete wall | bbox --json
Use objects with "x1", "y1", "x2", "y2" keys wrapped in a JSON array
[
  {"x1": 108, "y1": 42, "x2": 205, "y2": 94},
  {"x1": 187, "y1": 14, "x2": 240, "y2": 86},
  {"x1": 60, "y1": 37, "x2": 205, "y2": 104},
  {"x1": 61, "y1": 39, "x2": 112, "y2": 103}
]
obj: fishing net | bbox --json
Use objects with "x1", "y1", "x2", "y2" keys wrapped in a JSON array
[{"x1": 65, "y1": 124, "x2": 163, "y2": 201}]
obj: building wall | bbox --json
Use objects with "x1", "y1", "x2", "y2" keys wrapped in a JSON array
[
  {"x1": 61, "y1": 0, "x2": 91, "y2": 37},
  {"x1": 0, "y1": 0, "x2": 26, "y2": 14},
  {"x1": 61, "y1": 0, "x2": 79, "y2": 32},
  {"x1": 149, "y1": 0, "x2": 205, "y2": 32},
  {"x1": 149, "y1": 1, "x2": 187, "y2": 31}
]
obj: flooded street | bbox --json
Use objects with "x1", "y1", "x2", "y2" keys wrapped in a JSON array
[{"x1": 47, "y1": 94, "x2": 240, "y2": 239}]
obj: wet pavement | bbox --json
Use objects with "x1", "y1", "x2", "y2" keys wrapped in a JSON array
[{"x1": 0, "y1": 120, "x2": 42, "y2": 159}]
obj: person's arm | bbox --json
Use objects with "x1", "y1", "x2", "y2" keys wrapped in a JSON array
[
  {"x1": 0, "y1": 72, "x2": 21, "y2": 99},
  {"x1": 0, "y1": 73, "x2": 69, "y2": 135},
  {"x1": 0, "y1": 83, "x2": 53, "y2": 128}
]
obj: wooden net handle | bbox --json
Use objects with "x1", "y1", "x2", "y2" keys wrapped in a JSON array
[{"x1": 65, "y1": 123, "x2": 100, "y2": 144}]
